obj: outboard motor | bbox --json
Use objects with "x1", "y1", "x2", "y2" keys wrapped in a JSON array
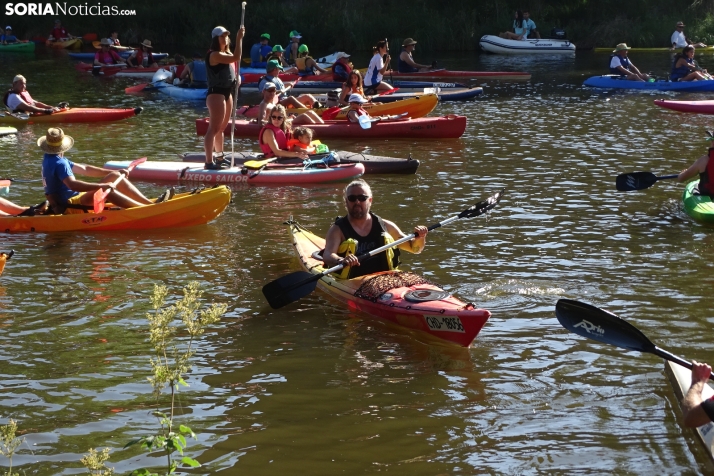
[{"x1": 551, "y1": 28, "x2": 567, "y2": 40}]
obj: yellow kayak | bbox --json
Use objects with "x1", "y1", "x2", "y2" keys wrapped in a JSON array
[
  {"x1": 0, "y1": 250, "x2": 12, "y2": 277},
  {"x1": 0, "y1": 186, "x2": 230, "y2": 233},
  {"x1": 46, "y1": 38, "x2": 82, "y2": 49}
]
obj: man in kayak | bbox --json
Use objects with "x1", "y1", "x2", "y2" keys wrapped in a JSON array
[
  {"x1": 680, "y1": 360, "x2": 714, "y2": 426},
  {"x1": 670, "y1": 21, "x2": 706, "y2": 50},
  {"x1": 176, "y1": 52, "x2": 207, "y2": 87},
  {"x1": 3, "y1": 75, "x2": 58, "y2": 115},
  {"x1": 48, "y1": 19, "x2": 74, "y2": 41},
  {"x1": 94, "y1": 38, "x2": 126, "y2": 67},
  {"x1": 39, "y1": 128, "x2": 157, "y2": 214},
  {"x1": 398, "y1": 38, "x2": 432, "y2": 73},
  {"x1": 522, "y1": 11, "x2": 541, "y2": 39},
  {"x1": 284, "y1": 30, "x2": 301, "y2": 66},
  {"x1": 250, "y1": 33, "x2": 272, "y2": 68},
  {"x1": 322, "y1": 179, "x2": 428, "y2": 278},
  {"x1": 1, "y1": 26, "x2": 18, "y2": 44},
  {"x1": 258, "y1": 60, "x2": 318, "y2": 108},
  {"x1": 610, "y1": 43, "x2": 650, "y2": 81},
  {"x1": 295, "y1": 44, "x2": 329, "y2": 76}
]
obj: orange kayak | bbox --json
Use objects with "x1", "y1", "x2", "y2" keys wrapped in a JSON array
[
  {"x1": 0, "y1": 186, "x2": 230, "y2": 233},
  {"x1": 46, "y1": 38, "x2": 82, "y2": 49},
  {"x1": 0, "y1": 107, "x2": 143, "y2": 125},
  {"x1": 0, "y1": 250, "x2": 12, "y2": 277}
]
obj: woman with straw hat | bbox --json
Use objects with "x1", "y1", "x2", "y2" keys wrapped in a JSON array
[
  {"x1": 39, "y1": 128, "x2": 155, "y2": 214},
  {"x1": 126, "y1": 39, "x2": 158, "y2": 69}
]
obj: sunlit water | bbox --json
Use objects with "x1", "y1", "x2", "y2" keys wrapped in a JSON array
[{"x1": 1, "y1": 47, "x2": 713, "y2": 474}]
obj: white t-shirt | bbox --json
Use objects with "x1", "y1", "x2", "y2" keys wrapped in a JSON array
[
  {"x1": 671, "y1": 30, "x2": 688, "y2": 48},
  {"x1": 365, "y1": 54, "x2": 384, "y2": 87},
  {"x1": 6, "y1": 91, "x2": 34, "y2": 111}
]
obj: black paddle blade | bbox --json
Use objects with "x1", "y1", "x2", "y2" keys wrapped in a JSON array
[
  {"x1": 459, "y1": 188, "x2": 505, "y2": 218},
  {"x1": 615, "y1": 172, "x2": 658, "y2": 191},
  {"x1": 555, "y1": 299, "x2": 656, "y2": 353},
  {"x1": 262, "y1": 271, "x2": 320, "y2": 309}
]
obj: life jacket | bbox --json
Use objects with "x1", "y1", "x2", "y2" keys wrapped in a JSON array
[
  {"x1": 266, "y1": 51, "x2": 283, "y2": 63},
  {"x1": 295, "y1": 56, "x2": 316, "y2": 76},
  {"x1": 131, "y1": 49, "x2": 155, "y2": 67},
  {"x1": 332, "y1": 59, "x2": 352, "y2": 81},
  {"x1": 671, "y1": 56, "x2": 694, "y2": 81},
  {"x1": 347, "y1": 106, "x2": 368, "y2": 122},
  {"x1": 94, "y1": 49, "x2": 121, "y2": 64},
  {"x1": 258, "y1": 123, "x2": 289, "y2": 157},
  {"x1": 50, "y1": 27, "x2": 68, "y2": 39},
  {"x1": 171, "y1": 64, "x2": 186, "y2": 78},
  {"x1": 609, "y1": 54, "x2": 631, "y2": 75},
  {"x1": 334, "y1": 213, "x2": 400, "y2": 279},
  {"x1": 286, "y1": 138, "x2": 316, "y2": 153},
  {"x1": 3, "y1": 89, "x2": 33, "y2": 110},
  {"x1": 699, "y1": 148, "x2": 714, "y2": 196},
  {"x1": 397, "y1": 48, "x2": 419, "y2": 73},
  {"x1": 190, "y1": 60, "x2": 207, "y2": 83},
  {"x1": 205, "y1": 50, "x2": 237, "y2": 89}
]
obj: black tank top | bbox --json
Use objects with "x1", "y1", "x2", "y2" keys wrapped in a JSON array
[{"x1": 335, "y1": 212, "x2": 400, "y2": 278}]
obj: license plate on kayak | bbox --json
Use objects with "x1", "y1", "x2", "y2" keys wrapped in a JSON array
[{"x1": 425, "y1": 315, "x2": 465, "y2": 333}]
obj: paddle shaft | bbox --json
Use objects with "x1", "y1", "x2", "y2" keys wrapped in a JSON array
[
  {"x1": 93, "y1": 157, "x2": 146, "y2": 212},
  {"x1": 657, "y1": 174, "x2": 679, "y2": 181},
  {"x1": 232, "y1": 3, "x2": 247, "y2": 167}
]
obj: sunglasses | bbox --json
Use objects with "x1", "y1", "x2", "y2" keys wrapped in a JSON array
[
  {"x1": 347, "y1": 194, "x2": 369, "y2": 202},
  {"x1": 271, "y1": 115, "x2": 284, "y2": 120}
]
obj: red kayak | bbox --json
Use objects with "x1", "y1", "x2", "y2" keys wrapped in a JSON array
[
  {"x1": 654, "y1": 99, "x2": 714, "y2": 115},
  {"x1": 195, "y1": 115, "x2": 467, "y2": 139},
  {"x1": 0, "y1": 107, "x2": 142, "y2": 124},
  {"x1": 385, "y1": 70, "x2": 531, "y2": 81},
  {"x1": 74, "y1": 62, "x2": 162, "y2": 79}
]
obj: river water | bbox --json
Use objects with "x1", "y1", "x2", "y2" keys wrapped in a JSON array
[{"x1": 1, "y1": 47, "x2": 714, "y2": 475}]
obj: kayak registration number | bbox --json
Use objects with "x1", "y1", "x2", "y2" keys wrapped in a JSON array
[{"x1": 424, "y1": 315, "x2": 465, "y2": 333}]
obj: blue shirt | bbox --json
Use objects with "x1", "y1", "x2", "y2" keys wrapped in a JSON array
[
  {"x1": 42, "y1": 153, "x2": 78, "y2": 203},
  {"x1": 258, "y1": 75, "x2": 286, "y2": 96},
  {"x1": 0, "y1": 34, "x2": 18, "y2": 43},
  {"x1": 250, "y1": 42, "x2": 272, "y2": 68},
  {"x1": 523, "y1": 18, "x2": 537, "y2": 36}
]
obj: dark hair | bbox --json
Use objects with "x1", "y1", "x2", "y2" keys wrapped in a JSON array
[
  {"x1": 174, "y1": 54, "x2": 185, "y2": 65},
  {"x1": 372, "y1": 40, "x2": 387, "y2": 54},
  {"x1": 675, "y1": 45, "x2": 696, "y2": 62},
  {"x1": 209, "y1": 35, "x2": 231, "y2": 53},
  {"x1": 515, "y1": 10, "x2": 524, "y2": 28},
  {"x1": 345, "y1": 71, "x2": 363, "y2": 89}
]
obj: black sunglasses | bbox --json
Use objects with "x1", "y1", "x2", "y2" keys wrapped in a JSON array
[
  {"x1": 347, "y1": 194, "x2": 369, "y2": 202},
  {"x1": 271, "y1": 115, "x2": 283, "y2": 120}
]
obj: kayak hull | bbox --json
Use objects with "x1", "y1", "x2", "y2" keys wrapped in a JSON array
[
  {"x1": 0, "y1": 107, "x2": 142, "y2": 124},
  {"x1": 69, "y1": 51, "x2": 169, "y2": 61},
  {"x1": 239, "y1": 80, "x2": 468, "y2": 94},
  {"x1": 155, "y1": 83, "x2": 207, "y2": 100},
  {"x1": 179, "y1": 150, "x2": 420, "y2": 175},
  {"x1": 196, "y1": 115, "x2": 467, "y2": 139},
  {"x1": 239, "y1": 94, "x2": 438, "y2": 120},
  {"x1": 665, "y1": 361, "x2": 714, "y2": 462},
  {"x1": 682, "y1": 180, "x2": 714, "y2": 223},
  {"x1": 287, "y1": 221, "x2": 491, "y2": 347},
  {"x1": 654, "y1": 99, "x2": 714, "y2": 114},
  {"x1": 104, "y1": 160, "x2": 365, "y2": 184},
  {"x1": 0, "y1": 186, "x2": 230, "y2": 233},
  {"x1": 479, "y1": 35, "x2": 576, "y2": 54},
  {"x1": 0, "y1": 42, "x2": 35, "y2": 53},
  {"x1": 584, "y1": 75, "x2": 714, "y2": 91},
  {"x1": 385, "y1": 69, "x2": 531, "y2": 81},
  {"x1": 74, "y1": 62, "x2": 162, "y2": 79},
  {"x1": 371, "y1": 87, "x2": 482, "y2": 103},
  {"x1": 46, "y1": 38, "x2": 82, "y2": 49},
  {"x1": 0, "y1": 127, "x2": 18, "y2": 136}
]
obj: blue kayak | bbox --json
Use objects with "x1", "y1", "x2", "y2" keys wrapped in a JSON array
[
  {"x1": 69, "y1": 51, "x2": 169, "y2": 61},
  {"x1": 583, "y1": 75, "x2": 714, "y2": 91},
  {"x1": 154, "y1": 82, "x2": 206, "y2": 101}
]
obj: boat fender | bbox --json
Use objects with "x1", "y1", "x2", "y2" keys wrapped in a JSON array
[{"x1": 403, "y1": 289, "x2": 451, "y2": 302}]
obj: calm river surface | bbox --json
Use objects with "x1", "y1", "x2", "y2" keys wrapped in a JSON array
[{"x1": 1, "y1": 47, "x2": 714, "y2": 475}]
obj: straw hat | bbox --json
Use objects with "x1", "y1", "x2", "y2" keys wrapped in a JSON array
[
  {"x1": 99, "y1": 37, "x2": 112, "y2": 46},
  {"x1": 37, "y1": 128, "x2": 74, "y2": 154},
  {"x1": 402, "y1": 38, "x2": 417, "y2": 46},
  {"x1": 613, "y1": 43, "x2": 631, "y2": 53},
  {"x1": 676, "y1": 21, "x2": 685, "y2": 27},
  {"x1": 140, "y1": 39, "x2": 153, "y2": 48}
]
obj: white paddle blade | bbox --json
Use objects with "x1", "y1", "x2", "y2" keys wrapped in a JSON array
[{"x1": 358, "y1": 114, "x2": 372, "y2": 129}]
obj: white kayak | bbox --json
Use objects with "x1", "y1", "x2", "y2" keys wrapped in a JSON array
[
  {"x1": 479, "y1": 35, "x2": 576, "y2": 54},
  {"x1": 665, "y1": 361, "x2": 714, "y2": 462},
  {"x1": 0, "y1": 127, "x2": 18, "y2": 136}
]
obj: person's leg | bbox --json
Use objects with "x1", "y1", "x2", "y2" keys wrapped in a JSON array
[
  {"x1": 295, "y1": 94, "x2": 317, "y2": 107},
  {"x1": 97, "y1": 171, "x2": 152, "y2": 204},
  {"x1": 375, "y1": 81, "x2": 393, "y2": 93},
  {"x1": 204, "y1": 94, "x2": 227, "y2": 165},
  {"x1": 280, "y1": 96, "x2": 305, "y2": 109},
  {"x1": 292, "y1": 110, "x2": 324, "y2": 125},
  {"x1": 215, "y1": 94, "x2": 234, "y2": 155},
  {"x1": 0, "y1": 197, "x2": 26, "y2": 215},
  {"x1": 78, "y1": 189, "x2": 145, "y2": 209}
]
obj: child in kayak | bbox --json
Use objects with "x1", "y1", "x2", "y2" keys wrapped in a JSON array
[{"x1": 288, "y1": 127, "x2": 316, "y2": 154}]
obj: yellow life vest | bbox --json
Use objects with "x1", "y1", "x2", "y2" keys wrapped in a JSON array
[{"x1": 336, "y1": 232, "x2": 399, "y2": 279}]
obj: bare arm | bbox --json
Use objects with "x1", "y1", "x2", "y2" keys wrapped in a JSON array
[
  {"x1": 678, "y1": 154, "x2": 708, "y2": 182},
  {"x1": 323, "y1": 224, "x2": 346, "y2": 267},
  {"x1": 308, "y1": 58, "x2": 328, "y2": 74},
  {"x1": 378, "y1": 55, "x2": 391, "y2": 74},
  {"x1": 72, "y1": 163, "x2": 122, "y2": 178},
  {"x1": 210, "y1": 29, "x2": 245, "y2": 65},
  {"x1": 682, "y1": 361, "x2": 714, "y2": 427},
  {"x1": 399, "y1": 51, "x2": 429, "y2": 69},
  {"x1": 13, "y1": 101, "x2": 52, "y2": 114},
  {"x1": 383, "y1": 219, "x2": 428, "y2": 253}
]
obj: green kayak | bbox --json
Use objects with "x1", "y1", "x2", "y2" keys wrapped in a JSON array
[
  {"x1": 0, "y1": 42, "x2": 35, "y2": 53},
  {"x1": 683, "y1": 180, "x2": 714, "y2": 223}
]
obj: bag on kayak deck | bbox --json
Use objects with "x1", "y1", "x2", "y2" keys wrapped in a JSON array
[
  {"x1": 303, "y1": 151, "x2": 339, "y2": 169},
  {"x1": 354, "y1": 272, "x2": 434, "y2": 301},
  {"x1": 551, "y1": 28, "x2": 566, "y2": 40},
  {"x1": 326, "y1": 88, "x2": 340, "y2": 108}
]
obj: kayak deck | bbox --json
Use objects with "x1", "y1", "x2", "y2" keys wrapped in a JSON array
[{"x1": 682, "y1": 180, "x2": 714, "y2": 223}]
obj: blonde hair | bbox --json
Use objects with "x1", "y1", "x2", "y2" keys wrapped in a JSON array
[{"x1": 271, "y1": 104, "x2": 292, "y2": 134}]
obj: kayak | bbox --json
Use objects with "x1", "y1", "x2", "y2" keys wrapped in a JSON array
[
  {"x1": 0, "y1": 251, "x2": 10, "y2": 277},
  {"x1": 682, "y1": 180, "x2": 714, "y2": 223},
  {"x1": 74, "y1": 62, "x2": 162, "y2": 79},
  {"x1": 238, "y1": 94, "x2": 438, "y2": 120},
  {"x1": 479, "y1": 35, "x2": 576, "y2": 54},
  {"x1": 0, "y1": 127, "x2": 18, "y2": 136},
  {"x1": 0, "y1": 42, "x2": 35, "y2": 53},
  {"x1": 69, "y1": 51, "x2": 169, "y2": 61},
  {"x1": 179, "y1": 150, "x2": 420, "y2": 175},
  {"x1": 665, "y1": 361, "x2": 714, "y2": 462},
  {"x1": 371, "y1": 87, "x2": 482, "y2": 103},
  {"x1": 196, "y1": 115, "x2": 467, "y2": 139},
  {"x1": 155, "y1": 82, "x2": 207, "y2": 101},
  {"x1": 384, "y1": 69, "x2": 531, "y2": 81},
  {"x1": 584, "y1": 75, "x2": 714, "y2": 91},
  {"x1": 239, "y1": 80, "x2": 468, "y2": 94},
  {"x1": 104, "y1": 159, "x2": 365, "y2": 185},
  {"x1": 46, "y1": 38, "x2": 82, "y2": 49},
  {"x1": 0, "y1": 107, "x2": 143, "y2": 125},
  {"x1": 286, "y1": 221, "x2": 491, "y2": 346},
  {"x1": 654, "y1": 99, "x2": 714, "y2": 114},
  {"x1": 0, "y1": 186, "x2": 230, "y2": 233},
  {"x1": 595, "y1": 46, "x2": 714, "y2": 52}
]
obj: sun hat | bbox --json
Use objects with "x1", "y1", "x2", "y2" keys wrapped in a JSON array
[
  {"x1": 289, "y1": 30, "x2": 302, "y2": 39},
  {"x1": 212, "y1": 26, "x2": 229, "y2": 38},
  {"x1": 348, "y1": 94, "x2": 368, "y2": 104},
  {"x1": 37, "y1": 128, "x2": 74, "y2": 154},
  {"x1": 267, "y1": 59, "x2": 284, "y2": 71},
  {"x1": 140, "y1": 39, "x2": 153, "y2": 48},
  {"x1": 676, "y1": 21, "x2": 685, "y2": 27},
  {"x1": 613, "y1": 43, "x2": 631, "y2": 53},
  {"x1": 5, "y1": 26, "x2": 11, "y2": 30},
  {"x1": 402, "y1": 38, "x2": 417, "y2": 46},
  {"x1": 99, "y1": 37, "x2": 112, "y2": 46},
  {"x1": 260, "y1": 33, "x2": 270, "y2": 40},
  {"x1": 298, "y1": 44, "x2": 309, "y2": 54},
  {"x1": 263, "y1": 81, "x2": 277, "y2": 90},
  {"x1": 334, "y1": 52, "x2": 351, "y2": 60},
  {"x1": 12, "y1": 74, "x2": 26, "y2": 84},
  {"x1": 272, "y1": 45, "x2": 285, "y2": 52}
]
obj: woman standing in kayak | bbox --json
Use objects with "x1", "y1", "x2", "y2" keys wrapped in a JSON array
[
  {"x1": 258, "y1": 104, "x2": 309, "y2": 160},
  {"x1": 203, "y1": 25, "x2": 244, "y2": 170},
  {"x1": 364, "y1": 40, "x2": 393, "y2": 94}
]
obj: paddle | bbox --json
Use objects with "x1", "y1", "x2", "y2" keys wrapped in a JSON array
[
  {"x1": 92, "y1": 65, "x2": 122, "y2": 77},
  {"x1": 555, "y1": 298, "x2": 714, "y2": 379},
  {"x1": 0, "y1": 177, "x2": 43, "y2": 183},
  {"x1": 227, "y1": 1, "x2": 247, "y2": 169},
  {"x1": 377, "y1": 87, "x2": 399, "y2": 96},
  {"x1": 615, "y1": 172, "x2": 679, "y2": 191},
  {"x1": 262, "y1": 189, "x2": 505, "y2": 309},
  {"x1": 92, "y1": 157, "x2": 146, "y2": 213}
]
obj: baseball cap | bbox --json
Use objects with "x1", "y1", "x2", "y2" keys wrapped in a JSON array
[
  {"x1": 298, "y1": 44, "x2": 309, "y2": 54},
  {"x1": 12, "y1": 74, "x2": 26, "y2": 84},
  {"x1": 289, "y1": 30, "x2": 302, "y2": 39},
  {"x1": 263, "y1": 81, "x2": 277, "y2": 90},
  {"x1": 5, "y1": 26, "x2": 12, "y2": 30},
  {"x1": 260, "y1": 33, "x2": 270, "y2": 40},
  {"x1": 267, "y1": 59, "x2": 284, "y2": 71},
  {"x1": 212, "y1": 26, "x2": 229, "y2": 38}
]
